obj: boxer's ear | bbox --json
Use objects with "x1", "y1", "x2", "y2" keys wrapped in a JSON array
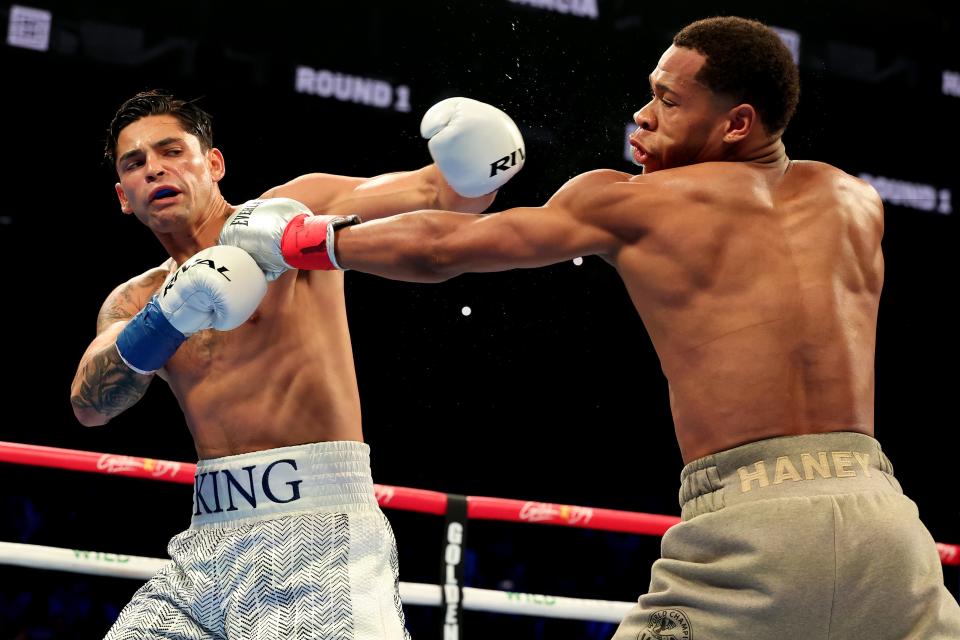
[
  {"x1": 207, "y1": 147, "x2": 225, "y2": 182},
  {"x1": 116, "y1": 183, "x2": 133, "y2": 215},
  {"x1": 722, "y1": 104, "x2": 757, "y2": 143}
]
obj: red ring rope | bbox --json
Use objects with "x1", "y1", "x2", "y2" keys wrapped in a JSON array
[{"x1": 1, "y1": 440, "x2": 957, "y2": 565}]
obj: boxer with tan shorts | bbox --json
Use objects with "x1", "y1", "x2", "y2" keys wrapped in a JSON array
[
  {"x1": 614, "y1": 432, "x2": 959, "y2": 638},
  {"x1": 270, "y1": 15, "x2": 960, "y2": 638}
]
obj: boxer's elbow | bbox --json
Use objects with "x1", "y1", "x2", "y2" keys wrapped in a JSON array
[
  {"x1": 425, "y1": 249, "x2": 461, "y2": 282},
  {"x1": 393, "y1": 217, "x2": 464, "y2": 282},
  {"x1": 403, "y1": 243, "x2": 457, "y2": 283},
  {"x1": 73, "y1": 409, "x2": 110, "y2": 427},
  {"x1": 72, "y1": 402, "x2": 111, "y2": 427},
  {"x1": 423, "y1": 228, "x2": 477, "y2": 282}
]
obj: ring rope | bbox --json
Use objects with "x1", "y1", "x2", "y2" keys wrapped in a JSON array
[
  {"x1": 0, "y1": 541, "x2": 633, "y2": 623},
  {"x1": 1, "y1": 440, "x2": 957, "y2": 565}
]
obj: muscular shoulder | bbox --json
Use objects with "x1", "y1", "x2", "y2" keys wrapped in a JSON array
[
  {"x1": 547, "y1": 168, "x2": 718, "y2": 242},
  {"x1": 549, "y1": 168, "x2": 686, "y2": 212},
  {"x1": 789, "y1": 160, "x2": 877, "y2": 195},
  {"x1": 653, "y1": 162, "x2": 766, "y2": 201},
  {"x1": 553, "y1": 169, "x2": 633, "y2": 193},
  {"x1": 96, "y1": 262, "x2": 173, "y2": 333},
  {"x1": 789, "y1": 160, "x2": 883, "y2": 219}
]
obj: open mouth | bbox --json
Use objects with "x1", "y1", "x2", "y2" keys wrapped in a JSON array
[
  {"x1": 150, "y1": 187, "x2": 181, "y2": 202},
  {"x1": 631, "y1": 143, "x2": 650, "y2": 166}
]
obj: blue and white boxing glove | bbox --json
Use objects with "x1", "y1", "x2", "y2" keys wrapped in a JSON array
[
  {"x1": 115, "y1": 245, "x2": 268, "y2": 374},
  {"x1": 421, "y1": 97, "x2": 526, "y2": 198}
]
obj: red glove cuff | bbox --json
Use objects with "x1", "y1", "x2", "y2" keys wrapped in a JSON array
[{"x1": 280, "y1": 214, "x2": 360, "y2": 271}]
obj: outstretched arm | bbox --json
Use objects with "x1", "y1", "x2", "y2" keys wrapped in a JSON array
[
  {"x1": 334, "y1": 169, "x2": 634, "y2": 282},
  {"x1": 223, "y1": 98, "x2": 526, "y2": 279},
  {"x1": 263, "y1": 97, "x2": 526, "y2": 222},
  {"x1": 263, "y1": 164, "x2": 495, "y2": 222}
]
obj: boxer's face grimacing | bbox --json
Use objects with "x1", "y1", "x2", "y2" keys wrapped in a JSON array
[
  {"x1": 113, "y1": 115, "x2": 224, "y2": 233},
  {"x1": 629, "y1": 45, "x2": 735, "y2": 173}
]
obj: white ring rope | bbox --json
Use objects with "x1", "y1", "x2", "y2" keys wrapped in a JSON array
[{"x1": 0, "y1": 541, "x2": 634, "y2": 623}]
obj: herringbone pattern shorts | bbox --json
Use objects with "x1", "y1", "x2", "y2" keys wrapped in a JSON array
[{"x1": 104, "y1": 442, "x2": 409, "y2": 640}]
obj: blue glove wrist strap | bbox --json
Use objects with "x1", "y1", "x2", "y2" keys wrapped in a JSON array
[{"x1": 115, "y1": 296, "x2": 186, "y2": 374}]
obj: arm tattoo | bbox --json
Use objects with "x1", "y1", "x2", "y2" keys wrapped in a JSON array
[
  {"x1": 97, "y1": 288, "x2": 137, "y2": 332},
  {"x1": 78, "y1": 268, "x2": 169, "y2": 416},
  {"x1": 97, "y1": 269, "x2": 170, "y2": 333},
  {"x1": 70, "y1": 343, "x2": 151, "y2": 419}
]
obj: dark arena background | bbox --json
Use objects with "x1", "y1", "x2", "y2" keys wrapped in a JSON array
[{"x1": 1, "y1": 1, "x2": 957, "y2": 638}]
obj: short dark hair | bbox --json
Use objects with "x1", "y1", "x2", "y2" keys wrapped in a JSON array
[
  {"x1": 104, "y1": 90, "x2": 214, "y2": 166},
  {"x1": 674, "y1": 16, "x2": 800, "y2": 134}
]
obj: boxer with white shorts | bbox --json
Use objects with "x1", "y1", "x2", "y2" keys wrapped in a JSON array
[
  {"x1": 105, "y1": 442, "x2": 404, "y2": 639},
  {"x1": 71, "y1": 90, "x2": 524, "y2": 638}
]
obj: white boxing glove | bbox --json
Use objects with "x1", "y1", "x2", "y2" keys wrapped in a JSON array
[
  {"x1": 218, "y1": 198, "x2": 311, "y2": 281},
  {"x1": 421, "y1": 97, "x2": 525, "y2": 198},
  {"x1": 158, "y1": 245, "x2": 268, "y2": 334},
  {"x1": 115, "y1": 246, "x2": 267, "y2": 374}
]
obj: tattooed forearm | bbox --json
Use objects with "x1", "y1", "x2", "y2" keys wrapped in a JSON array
[{"x1": 70, "y1": 347, "x2": 151, "y2": 419}]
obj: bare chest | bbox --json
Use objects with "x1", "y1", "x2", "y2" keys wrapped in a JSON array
[{"x1": 164, "y1": 310, "x2": 263, "y2": 374}]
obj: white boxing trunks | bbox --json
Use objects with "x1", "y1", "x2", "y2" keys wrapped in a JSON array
[{"x1": 104, "y1": 441, "x2": 409, "y2": 640}]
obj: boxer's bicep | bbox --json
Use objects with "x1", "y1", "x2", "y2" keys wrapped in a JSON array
[
  {"x1": 95, "y1": 267, "x2": 169, "y2": 333},
  {"x1": 265, "y1": 170, "x2": 441, "y2": 221},
  {"x1": 96, "y1": 283, "x2": 139, "y2": 334},
  {"x1": 263, "y1": 173, "x2": 367, "y2": 214}
]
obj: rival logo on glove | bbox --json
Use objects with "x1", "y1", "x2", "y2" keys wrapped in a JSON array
[
  {"x1": 163, "y1": 258, "x2": 232, "y2": 298},
  {"x1": 489, "y1": 147, "x2": 525, "y2": 178}
]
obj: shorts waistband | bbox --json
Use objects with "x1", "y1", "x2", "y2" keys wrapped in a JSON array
[
  {"x1": 190, "y1": 441, "x2": 377, "y2": 529},
  {"x1": 678, "y1": 432, "x2": 902, "y2": 521}
]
